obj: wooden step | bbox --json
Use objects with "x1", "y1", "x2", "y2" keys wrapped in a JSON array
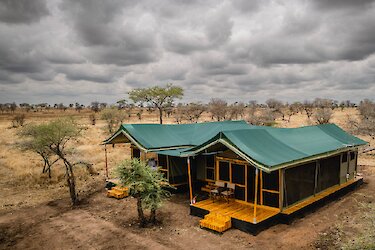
[
  {"x1": 107, "y1": 187, "x2": 129, "y2": 199},
  {"x1": 199, "y1": 212, "x2": 232, "y2": 233}
]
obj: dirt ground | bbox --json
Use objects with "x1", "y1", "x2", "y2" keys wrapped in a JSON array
[{"x1": 0, "y1": 108, "x2": 374, "y2": 249}]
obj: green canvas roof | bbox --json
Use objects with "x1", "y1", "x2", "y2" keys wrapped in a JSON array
[
  {"x1": 103, "y1": 120, "x2": 366, "y2": 171},
  {"x1": 183, "y1": 123, "x2": 367, "y2": 171},
  {"x1": 103, "y1": 120, "x2": 252, "y2": 150}
]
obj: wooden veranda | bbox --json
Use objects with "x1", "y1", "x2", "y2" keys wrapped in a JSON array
[{"x1": 191, "y1": 199, "x2": 279, "y2": 224}]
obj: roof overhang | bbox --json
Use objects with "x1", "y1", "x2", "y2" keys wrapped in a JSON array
[
  {"x1": 181, "y1": 138, "x2": 271, "y2": 172},
  {"x1": 181, "y1": 138, "x2": 362, "y2": 173},
  {"x1": 103, "y1": 127, "x2": 193, "y2": 153},
  {"x1": 103, "y1": 129, "x2": 148, "y2": 152}
]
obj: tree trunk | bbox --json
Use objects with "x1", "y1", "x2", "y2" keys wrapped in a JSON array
[
  {"x1": 150, "y1": 208, "x2": 156, "y2": 224},
  {"x1": 62, "y1": 158, "x2": 78, "y2": 206},
  {"x1": 42, "y1": 158, "x2": 52, "y2": 179},
  {"x1": 136, "y1": 196, "x2": 146, "y2": 227},
  {"x1": 158, "y1": 108, "x2": 163, "y2": 124}
]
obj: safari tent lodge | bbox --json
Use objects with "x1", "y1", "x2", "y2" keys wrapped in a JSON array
[{"x1": 103, "y1": 120, "x2": 366, "y2": 234}]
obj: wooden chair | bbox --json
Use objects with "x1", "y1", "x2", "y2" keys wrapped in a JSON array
[
  {"x1": 210, "y1": 181, "x2": 225, "y2": 202},
  {"x1": 221, "y1": 183, "x2": 235, "y2": 203}
]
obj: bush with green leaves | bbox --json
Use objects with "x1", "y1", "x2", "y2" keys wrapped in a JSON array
[{"x1": 116, "y1": 158, "x2": 173, "y2": 226}]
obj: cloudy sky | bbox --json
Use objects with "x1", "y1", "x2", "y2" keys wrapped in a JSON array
[{"x1": 0, "y1": 0, "x2": 375, "y2": 105}]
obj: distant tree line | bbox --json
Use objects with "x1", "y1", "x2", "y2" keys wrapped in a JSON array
[{"x1": 2, "y1": 85, "x2": 373, "y2": 134}]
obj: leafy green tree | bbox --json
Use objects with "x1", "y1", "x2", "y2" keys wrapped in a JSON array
[
  {"x1": 19, "y1": 118, "x2": 85, "y2": 205},
  {"x1": 116, "y1": 159, "x2": 172, "y2": 226},
  {"x1": 128, "y1": 83, "x2": 183, "y2": 124}
]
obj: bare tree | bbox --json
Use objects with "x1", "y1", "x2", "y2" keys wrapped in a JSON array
[
  {"x1": 11, "y1": 114, "x2": 26, "y2": 128},
  {"x1": 290, "y1": 102, "x2": 304, "y2": 114},
  {"x1": 247, "y1": 108, "x2": 276, "y2": 126},
  {"x1": 283, "y1": 102, "x2": 303, "y2": 122},
  {"x1": 355, "y1": 99, "x2": 375, "y2": 140},
  {"x1": 90, "y1": 102, "x2": 100, "y2": 113},
  {"x1": 75, "y1": 102, "x2": 83, "y2": 112},
  {"x1": 282, "y1": 106, "x2": 294, "y2": 123},
  {"x1": 358, "y1": 99, "x2": 375, "y2": 119},
  {"x1": 101, "y1": 108, "x2": 127, "y2": 134},
  {"x1": 185, "y1": 102, "x2": 206, "y2": 123},
  {"x1": 19, "y1": 103, "x2": 31, "y2": 112},
  {"x1": 313, "y1": 98, "x2": 335, "y2": 109},
  {"x1": 173, "y1": 103, "x2": 186, "y2": 124},
  {"x1": 228, "y1": 102, "x2": 245, "y2": 120},
  {"x1": 208, "y1": 98, "x2": 228, "y2": 121},
  {"x1": 313, "y1": 108, "x2": 333, "y2": 124},
  {"x1": 266, "y1": 98, "x2": 284, "y2": 120},
  {"x1": 9, "y1": 102, "x2": 17, "y2": 113},
  {"x1": 303, "y1": 100, "x2": 314, "y2": 119}
]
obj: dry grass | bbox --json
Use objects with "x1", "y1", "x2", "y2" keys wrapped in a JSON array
[
  {"x1": 314, "y1": 193, "x2": 375, "y2": 249},
  {"x1": 0, "y1": 108, "x2": 373, "y2": 212}
]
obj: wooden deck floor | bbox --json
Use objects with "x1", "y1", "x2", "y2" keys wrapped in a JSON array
[
  {"x1": 281, "y1": 177, "x2": 363, "y2": 215},
  {"x1": 191, "y1": 199, "x2": 279, "y2": 224}
]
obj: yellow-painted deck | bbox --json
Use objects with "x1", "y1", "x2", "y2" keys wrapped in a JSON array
[
  {"x1": 192, "y1": 199, "x2": 279, "y2": 224},
  {"x1": 281, "y1": 177, "x2": 362, "y2": 215}
]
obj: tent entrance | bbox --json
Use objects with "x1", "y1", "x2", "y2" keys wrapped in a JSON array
[
  {"x1": 157, "y1": 154, "x2": 188, "y2": 186},
  {"x1": 215, "y1": 157, "x2": 281, "y2": 209},
  {"x1": 216, "y1": 157, "x2": 247, "y2": 201}
]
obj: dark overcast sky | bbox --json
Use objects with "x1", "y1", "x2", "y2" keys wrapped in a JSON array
[{"x1": 0, "y1": 0, "x2": 374, "y2": 105}]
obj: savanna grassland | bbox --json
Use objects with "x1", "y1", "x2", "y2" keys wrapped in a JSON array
[{"x1": 0, "y1": 108, "x2": 374, "y2": 250}]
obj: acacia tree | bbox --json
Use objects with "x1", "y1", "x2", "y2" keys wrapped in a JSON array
[
  {"x1": 128, "y1": 84, "x2": 184, "y2": 124},
  {"x1": 18, "y1": 136, "x2": 59, "y2": 178},
  {"x1": 116, "y1": 159, "x2": 172, "y2": 226},
  {"x1": 20, "y1": 118, "x2": 85, "y2": 205}
]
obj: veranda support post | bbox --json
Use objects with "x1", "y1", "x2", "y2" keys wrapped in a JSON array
[
  {"x1": 187, "y1": 157, "x2": 193, "y2": 204},
  {"x1": 104, "y1": 144, "x2": 108, "y2": 179},
  {"x1": 260, "y1": 170, "x2": 263, "y2": 205},
  {"x1": 253, "y1": 168, "x2": 259, "y2": 223}
]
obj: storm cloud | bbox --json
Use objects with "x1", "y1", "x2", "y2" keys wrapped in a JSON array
[{"x1": 0, "y1": 0, "x2": 374, "y2": 105}]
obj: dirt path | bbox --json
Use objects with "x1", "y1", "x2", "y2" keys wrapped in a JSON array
[{"x1": 1, "y1": 165, "x2": 374, "y2": 250}]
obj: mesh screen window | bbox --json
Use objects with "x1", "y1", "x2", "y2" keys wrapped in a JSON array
[
  {"x1": 263, "y1": 192, "x2": 279, "y2": 208},
  {"x1": 284, "y1": 162, "x2": 315, "y2": 207},
  {"x1": 262, "y1": 171, "x2": 279, "y2": 191},
  {"x1": 132, "y1": 148, "x2": 140, "y2": 158},
  {"x1": 206, "y1": 168, "x2": 215, "y2": 180},
  {"x1": 219, "y1": 161, "x2": 230, "y2": 181},
  {"x1": 316, "y1": 155, "x2": 340, "y2": 193},
  {"x1": 231, "y1": 164, "x2": 245, "y2": 185},
  {"x1": 234, "y1": 186, "x2": 245, "y2": 200},
  {"x1": 206, "y1": 155, "x2": 215, "y2": 168},
  {"x1": 342, "y1": 153, "x2": 348, "y2": 163},
  {"x1": 158, "y1": 155, "x2": 167, "y2": 169}
]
